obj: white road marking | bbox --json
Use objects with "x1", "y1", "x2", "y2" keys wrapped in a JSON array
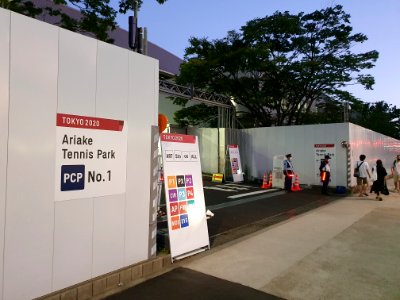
[{"x1": 227, "y1": 189, "x2": 280, "y2": 199}]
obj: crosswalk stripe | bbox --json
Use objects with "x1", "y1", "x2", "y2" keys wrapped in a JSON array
[
  {"x1": 227, "y1": 189, "x2": 280, "y2": 199},
  {"x1": 203, "y1": 186, "x2": 237, "y2": 192}
]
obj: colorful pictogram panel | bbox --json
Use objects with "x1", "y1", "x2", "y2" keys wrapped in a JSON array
[
  {"x1": 178, "y1": 188, "x2": 186, "y2": 201},
  {"x1": 170, "y1": 202, "x2": 179, "y2": 216},
  {"x1": 176, "y1": 175, "x2": 185, "y2": 187},
  {"x1": 168, "y1": 189, "x2": 178, "y2": 202},
  {"x1": 171, "y1": 216, "x2": 180, "y2": 230},
  {"x1": 186, "y1": 187, "x2": 194, "y2": 199},
  {"x1": 179, "y1": 201, "x2": 187, "y2": 214},
  {"x1": 185, "y1": 175, "x2": 193, "y2": 186},
  {"x1": 167, "y1": 174, "x2": 195, "y2": 231},
  {"x1": 180, "y1": 214, "x2": 189, "y2": 228},
  {"x1": 168, "y1": 176, "x2": 177, "y2": 188}
]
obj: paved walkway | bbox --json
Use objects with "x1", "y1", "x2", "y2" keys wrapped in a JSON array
[
  {"x1": 108, "y1": 186, "x2": 400, "y2": 300},
  {"x1": 183, "y1": 190, "x2": 400, "y2": 299},
  {"x1": 106, "y1": 267, "x2": 283, "y2": 300}
]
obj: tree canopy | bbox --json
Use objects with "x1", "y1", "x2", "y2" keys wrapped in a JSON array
[
  {"x1": 351, "y1": 101, "x2": 400, "y2": 139},
  {"x1": 1, "y1": 0, "x2": 167, "y2": 42},
  {"x1": 176, "y1": 5, "x2": 379, "y2": 127}
]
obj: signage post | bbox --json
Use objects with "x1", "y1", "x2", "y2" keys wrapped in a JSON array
[
  {"x1": 272, "y1": 155, "x2": 285, "y2": 189},
  {"x1": 227, "y1": 144, "x2": 244, "y2": 182},
  {"x1": 314, "y1": 144, "x2": 336, "y2": 186}
]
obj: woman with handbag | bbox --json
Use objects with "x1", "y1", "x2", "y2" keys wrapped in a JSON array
[{"x1": 370, "y1": 159, "x2": 388, "y2": 201}]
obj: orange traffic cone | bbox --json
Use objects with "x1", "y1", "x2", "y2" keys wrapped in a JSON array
[
  {"x1": 267, "y1": 171, "x2": 273, "y2": 188},
  {"x1": 261, "y1": 172, "x2": 269, "y2": 189},
  {"x1": 292, "y1": 173, "x2": 302, "y2": 191}
]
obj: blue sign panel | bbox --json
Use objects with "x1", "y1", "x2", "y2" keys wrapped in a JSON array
[{"x1": 61, "y1": 165, "x2": 85, "y2": 191}]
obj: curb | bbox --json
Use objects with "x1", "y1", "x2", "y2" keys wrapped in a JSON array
[{"x1": 35, "y1": 255, "x2": 174, "y2": 300}]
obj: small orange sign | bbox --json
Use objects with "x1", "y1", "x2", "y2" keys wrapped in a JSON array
[
  {"x1": 212, "y1": 173, "x2": 223, "y2": 183},
  {"x1": 167, "y1": 176, "x2": 177, "y2": 188}
]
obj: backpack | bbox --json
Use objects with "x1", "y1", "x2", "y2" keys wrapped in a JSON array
[
  {"x1": 319, "y1": 160, "x2": 327, "y2": 172},
  {"x1": 353, "y1": 161, "x2": 364, "y2": 178}
]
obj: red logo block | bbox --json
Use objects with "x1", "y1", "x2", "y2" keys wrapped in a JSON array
[
  {"x1": 170, "y1": 202, "x2": 179, "y2": 216},
  {"x1": 179, "y1": 201, "x2": 187, "y2": 214},
  {"x1": 186, "y1": 187, "x2": 194, "y2": 199}
]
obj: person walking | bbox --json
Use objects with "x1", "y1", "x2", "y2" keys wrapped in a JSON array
[
  {"x1": 319, "y1": 155, "x2": 331, "y2": 195},
  {"x1": 370, "y1": 159, "x2": 388, "y2": 201},
  {"x1": 355, "y1": 154, "x2": 371, "y2": 197},
  {"x1": 391, "y1": 155, "x2": 400, "y2": 192},
  {"x1": 283, "y1": 154, "x2": 294, "y2": 192}
]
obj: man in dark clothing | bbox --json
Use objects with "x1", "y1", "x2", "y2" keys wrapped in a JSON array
[
  {"x1": 319, "y1": 155, "x2": 331, "y2": 195},
  {"x1": 283, "y1": 154, "x2": 294, "y2": 192}
]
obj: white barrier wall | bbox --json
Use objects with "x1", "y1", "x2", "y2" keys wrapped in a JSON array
[
  {"x1": 349, "y1": 123, "x2": 399, "y2": 185},
  {"x1": 0, "y1": 8, "x2": 10, "y2": 299},
  {"x1": 239, "y1": 123, "x2": 399, "y2": 187},
  {"x1": 0, "y1": 9, "x2": 158, "y2": 300},
  {"x1": 241, "y1": 123, "x2": 350, "y2": 187},
  {"x1": 193, "y1": 124, "x2": 399, "y2": 187},
  {"x1": 188, "y1": 128, "x2": 221, "y2": 174}
]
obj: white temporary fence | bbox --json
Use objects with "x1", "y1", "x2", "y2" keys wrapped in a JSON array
[
  {"x1": 0, "y1": 8, "x2": 158, "y2": 300},
  {"x1": 193, "y1": 123, "x2": 399, "y2": 188}
]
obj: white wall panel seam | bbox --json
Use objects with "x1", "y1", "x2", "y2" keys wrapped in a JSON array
[
  {"x1": 123, "y1": 51, "x2": 130, "y2": 265},
  {"x1": 154, "y1": 64, "x2": 158, "y2": 125},
  {"x1": 1, "y1": 10, "x2": 11, "y2": 300},
  {"x1": 50, "y1": 26, "x2": 61, "y2": 292},
  {"x1": 123, "y1": 52, "x2": 130, "y2": 265},
  {"x1": 1, "y1": 13, "x2": 11, "y2": 300},
  {"x1": 90, "y1": 203, "x2": 95, "y2": 278},
  {"x1": 90, "y1": 40, "x2": 99, "y2": 278},
  {"x1": 94, "y1": 40, "x2": 99, "y2": 116}
]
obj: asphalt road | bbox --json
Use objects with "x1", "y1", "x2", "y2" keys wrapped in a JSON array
[
  {"x1": 107, "y1": 181, "x2": 342, "y2": 300},
  {"x1": 158, "y1": 181, "x2": 338, "y2": 247}
]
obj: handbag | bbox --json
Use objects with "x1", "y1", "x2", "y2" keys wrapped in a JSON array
[
  {"x1": 382, "y1": 183, "x2": 389, "y2": 195},
  {"x1": 353, "y1": 161, "x2": 364, "y2": 178}
]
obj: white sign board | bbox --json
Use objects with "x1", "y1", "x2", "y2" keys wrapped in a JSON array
[
  {"x1": 55, "y1": 113, "x2": 128, "y2": 201},
  {"x1": 228, "y1": 144, "x2": 244, "y2": 182},
  {"x1": 272, "y1": 155, "x2": 285, "y2": 189},
  {"x1": 314, "y1": 144, "x2": 336, "y2": 185},
  {"x1": 161, "y1": 133, "x2": 209, "y2": 260}
]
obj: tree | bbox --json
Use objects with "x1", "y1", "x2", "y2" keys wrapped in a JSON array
[
  {"x1": 175, "y1": 5, "x2": 379, "y2": 127},
  {"x1": 1, "y1": 0, "x2": 167, "y2": 42},
  {"x1": 304, "y1": 98, "x2": 400, "y2": 139},
  {"x1": 350, "y1": 101, "x2": 400, "y2": 139},
  {"x1": 46, "y1": 0, "x2": 118, "y2": 42},
  {"x1": 173, "y1": 103, "x2": 218, "y2": 128},
  {"x1": 1, "y1": 0, "x2": 42, "y2": 17},
  {"x1": 118, "y1": 0, "x2": 167, "y2": 14}
]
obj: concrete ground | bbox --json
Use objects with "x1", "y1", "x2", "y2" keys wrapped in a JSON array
[
  {"x1": 184, "y1": 190, "x2": 400, "y2": 300},
  {"x1": 107, "y1": 183, "x2": 400, "y2": 300}
]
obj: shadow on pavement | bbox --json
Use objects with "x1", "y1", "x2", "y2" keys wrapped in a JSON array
[{"x1": 106, "y1": 267, "x2": 284, "y2": 300}]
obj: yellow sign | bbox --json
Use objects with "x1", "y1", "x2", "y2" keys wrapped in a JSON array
[{"x1": 212, "y1": 173, "x2": 224, "y2": 183}]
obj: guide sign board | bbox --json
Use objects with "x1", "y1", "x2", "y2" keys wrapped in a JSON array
[
  {"x1": 55, "y1": 113, "x2": 128, "y2": 201},
  {"x1": 161, "y1": 133, "x2": 209, "y2": 260}
]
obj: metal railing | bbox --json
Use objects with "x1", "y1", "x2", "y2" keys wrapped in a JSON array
[{"x1": 159, "y1": 80, "x2": 232, "y2": 108}]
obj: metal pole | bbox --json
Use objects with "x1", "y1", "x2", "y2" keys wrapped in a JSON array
[
  {"x1": 143, "y1": 27, "x2": 148, "y2": 55},
  {"x1": 343, "y1": 100, "x2": 349, "y2": 122},
  {"x1": 133, "y1": 0, "x2": 138, "y2": 19}
]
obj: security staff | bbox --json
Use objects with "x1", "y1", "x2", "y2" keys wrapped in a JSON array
[
  {"x1": 283, "y1": 154, "x2": 294, "y2": 192},
  {"x1": 319, "y1": 155, "x2": 331, "y2": 195}
]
